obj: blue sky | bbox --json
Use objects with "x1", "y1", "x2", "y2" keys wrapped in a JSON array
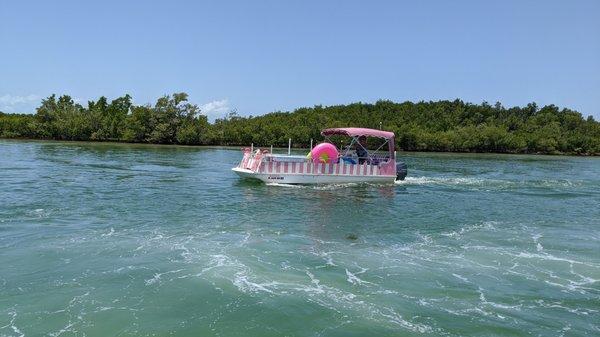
[{"x1": 1, "y1": 0, "x2": 599, "y2": 119}]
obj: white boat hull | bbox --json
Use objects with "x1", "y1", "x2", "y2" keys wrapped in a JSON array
[{"x1": 232, "y1": 167, "x2": 396, "y2": 184}]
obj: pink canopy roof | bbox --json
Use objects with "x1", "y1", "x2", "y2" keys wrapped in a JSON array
[{"x1": 321, "y1": 127, "x2": 395, "y2": 139}]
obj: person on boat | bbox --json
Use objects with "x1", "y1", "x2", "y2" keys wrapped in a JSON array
[{"x1": 355, "y1": 136, "x2": 368, "y2": 164}]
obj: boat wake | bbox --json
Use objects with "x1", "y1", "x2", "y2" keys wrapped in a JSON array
[
  {"x1": 395, "y1": 176, "x2": 494, "y2": 188},
  {"x1": 265, "y1": 182, "x2": 305, "y2": 188},
  {"x1": 395, "y1": 176, "x2": 587, "y2": 191}
]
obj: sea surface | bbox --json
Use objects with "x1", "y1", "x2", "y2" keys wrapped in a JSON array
[{"x1": 1, "y1": 140, "x2": 599, "y2": 336}]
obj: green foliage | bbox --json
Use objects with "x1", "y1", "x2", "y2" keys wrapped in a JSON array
[
  {"x1": 204, "y1": 99, "x2": 599, "y2": 155},
  {"x1": 88, "y1": 95, "x2": 132, "y2": 140},
  {"x1": 1, "y1": 94, "x2": 599, "y2": 155}
]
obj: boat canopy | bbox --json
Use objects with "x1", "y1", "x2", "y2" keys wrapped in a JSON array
[
  {"x1": 321, "y1": 127, "x2": 394, "y2": 140},
  {"x1": 321, "y1": 127, "x2": 395, "y2": 155}
]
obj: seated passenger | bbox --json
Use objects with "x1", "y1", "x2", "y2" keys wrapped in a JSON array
[{"x1": 355, "y1": 136, "x2": 368, "y2": 164}]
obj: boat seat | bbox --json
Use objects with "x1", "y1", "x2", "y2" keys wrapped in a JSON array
[{"x1": 342, "y1": 157, "x2": 356, "y2": 165}]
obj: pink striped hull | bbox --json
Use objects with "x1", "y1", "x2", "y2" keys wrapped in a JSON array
[{"x1": 234, "y1": 160, "x2": 397, "y2": 184}]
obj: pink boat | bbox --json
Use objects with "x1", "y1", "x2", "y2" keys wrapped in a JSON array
[{"x1": 232, "y1": 127, "x2": 407, "y2": 184}]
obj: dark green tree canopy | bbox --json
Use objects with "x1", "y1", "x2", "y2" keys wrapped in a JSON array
[{"x1": 1, "y1": 93, "x2": 598, "y2": 155}]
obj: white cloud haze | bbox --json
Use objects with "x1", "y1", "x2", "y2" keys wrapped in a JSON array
[
  {"x1": 0, "y1": 94, "x2": 40, "y2": 113},
  {"x1": 199, "y1": 99, "x2": 230, "y2": 121}
]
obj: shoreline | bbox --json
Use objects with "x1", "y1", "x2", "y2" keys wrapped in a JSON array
[{"x1": 2, "y1": 137, "x2": 598, "y2": 158}]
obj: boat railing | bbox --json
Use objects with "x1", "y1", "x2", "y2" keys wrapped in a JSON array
[
  {"x1": 239, "y1": 147, "x2": 270, "y2": 171},
  {"x1": 239, "y1": 147, "x2": 396, "y2": 176},
  {"x1": 240, "y1": 146, "x2": 395, "y2": 174},
  {"x1": 242, "y1": 147, "x2": 391, "y2": 164}
]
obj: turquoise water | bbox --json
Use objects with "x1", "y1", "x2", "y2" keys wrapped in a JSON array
[{"x1": 1, "y1": 140, "x2": 599, "y2": 336}]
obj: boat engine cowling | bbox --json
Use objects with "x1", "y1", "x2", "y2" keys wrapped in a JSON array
[{"x1": 396, "y1": 162, "x2": 407, "y2": 181}]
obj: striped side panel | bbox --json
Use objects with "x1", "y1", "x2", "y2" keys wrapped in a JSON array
[{"x1": 252, "y1": 159, "x2": 260, "y2": 171}]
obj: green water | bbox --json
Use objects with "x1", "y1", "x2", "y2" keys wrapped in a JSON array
[{"x1": 1, "y1": 140, "x2": 599, "y2": 336}]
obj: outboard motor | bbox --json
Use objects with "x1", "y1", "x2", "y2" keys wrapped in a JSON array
[{"x1": 396, "y1": 162, "x2": 408, "y2": 181}]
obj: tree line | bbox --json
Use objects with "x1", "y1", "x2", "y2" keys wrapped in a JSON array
[{"x1": 1, "y1": 92, "x2": 599, "y2": 155}]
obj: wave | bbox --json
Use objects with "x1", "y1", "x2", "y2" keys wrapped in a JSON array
[
  {"x1": 265, "y1": 182, "x2": 305, "y2": 188},
  {"x1": 262, "y1": 176, "x2": 589, "y2": 193},
  {"x1": 266, "y1": 182, "x2": 364, "y2": 190}
]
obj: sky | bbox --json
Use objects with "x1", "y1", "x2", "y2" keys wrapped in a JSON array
[{"x1": 1, "y1": 0, "x2": 599, "y2": 120}]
